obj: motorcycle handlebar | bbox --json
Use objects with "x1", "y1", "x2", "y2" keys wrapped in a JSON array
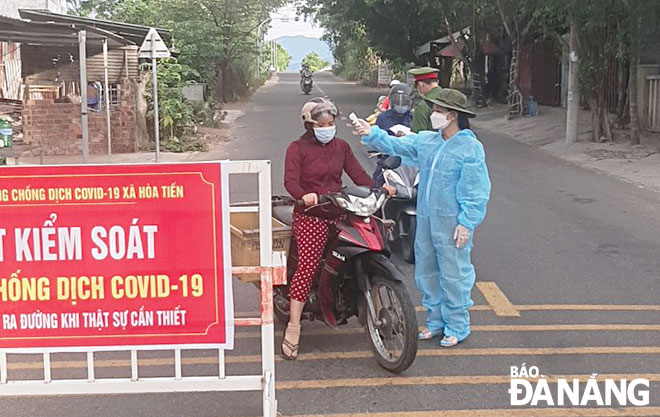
[{"x1": 297, "y1": 194, "x2": 331, "y2": 207}]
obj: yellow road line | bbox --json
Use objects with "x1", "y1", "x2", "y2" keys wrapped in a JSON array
[
  {"x1": 8, "y1": 346, "x2": 659, "y2": 371},
  {"x1": 234, "y1": 311, "x2": 260, "y2": 318},
  {"x1": 475, "y1": 281, "x2": 520, "y2": 317},
  {"x1": 517, "y1": 304, "x2": 660, "y2": 311},
  {"x1": 234, "y1": 305, "x2": 493, "y2": 318},
  {"x1": 283, "y1": 407, "x2": 660, "y2": 417},
  {"x1": 473, "y1": 324, "x2": 660, "y2": 331},
  {"x1": 235, "y1": 323, "x2": 660, "y2": 339},
  {"x1": 276, "y1": 373, "x2": 660, "y2": 390},
  {"x1": 415, "y1": 305, "x2": 492, "y2": 312},
  {"x1": 232, "y1": 303, "x2": 660, "y2": 318}
]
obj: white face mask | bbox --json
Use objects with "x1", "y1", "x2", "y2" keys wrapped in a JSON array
[
  {"x1": 430, "y1": 111, "x2": 450, "y2": 131},
  {"x1": 313, "y1": 126, "x2": 336, "y2": 144}
]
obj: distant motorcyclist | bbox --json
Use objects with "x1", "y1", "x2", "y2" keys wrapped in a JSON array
[
  {"x1": 381, "y1": 79, "x2": 401, "y2": 111},
  {"x1": 300, "y1": 64, "x2": 313, "y2": 90}
]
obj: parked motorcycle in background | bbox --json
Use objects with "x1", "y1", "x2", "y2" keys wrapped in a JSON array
[{"x1": 372, "y1": 153, "x2": 418, "y2": 264}]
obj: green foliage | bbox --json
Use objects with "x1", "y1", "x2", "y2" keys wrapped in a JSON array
[
  {"x1": 260, "y1": 42, "x2": 292, "y2": 72},
  {"x1": 302, "y1": 52, "x2": 330, "y2": 72},
  {"x1": 159, "y1": 136, "x2": 207, "y2": 152},
  {"x1": 144, "y1": 58, "x2": 197, "y2": 143},
  {"x1": 277, "y1": 44, "x2": 292, "y2": 71},
  {"x1": 326, "y1": 22, "x2": 376, "y2": 83},
  {"x1": 72, "y1": 0, "x2": 285, "y2": 102}
]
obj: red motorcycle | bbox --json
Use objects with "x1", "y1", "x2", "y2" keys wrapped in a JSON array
[{"x1": 272, "y1": 159, "x2": 418, "y2": 373}]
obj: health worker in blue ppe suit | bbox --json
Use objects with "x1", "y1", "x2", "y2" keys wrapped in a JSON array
[{"x1": 353, "y1": 88, "x2": 491, "y2": 347}]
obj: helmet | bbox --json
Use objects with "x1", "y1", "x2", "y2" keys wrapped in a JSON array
[
  {"x1": 389, "y1": 83, "x2": 412, "y2": 108},
  {"x1": 389, "y1": 79, "x2": 400, "y2": 87},
  {"x1": 301, "y1": 98, "x2": 339, "y2": 125}
]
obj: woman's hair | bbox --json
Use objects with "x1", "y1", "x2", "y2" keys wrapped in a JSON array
[
  {"x1": 304, "y1": 111, "x2": 335, "y2": 132},
  {"x1": 458, "y1": 113, "x2": 470, "y2": 130}
]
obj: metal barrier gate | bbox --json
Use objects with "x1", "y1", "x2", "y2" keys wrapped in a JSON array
[{"x1": 0, "y1": 160, "x2": 283, "y2": 417}]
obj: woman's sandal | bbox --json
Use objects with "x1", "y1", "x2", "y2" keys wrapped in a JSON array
[
  {"x1": 418, "y1": 327, "x2": 442, "y2": 340},
  {"x1": 281, "y1": 322, "x2": 301, "y2": 360},
  {"x1": 439, "y1": 335, "x2": 460, "y2": 347}
]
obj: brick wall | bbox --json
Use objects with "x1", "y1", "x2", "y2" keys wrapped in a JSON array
[{"x1": 22, "y1": 80, "x2": 137, "y2": 155}]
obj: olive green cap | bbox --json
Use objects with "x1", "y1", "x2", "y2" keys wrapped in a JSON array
[
  {"x1": 424, "y1": 88, "x2": 476, "y2": 118},
  {"x1": 408, "y1": 67, "x2": 439, "y2": 76},
  {"x1": 409, "y1": 67, "x2": 439, "y2": 82}
]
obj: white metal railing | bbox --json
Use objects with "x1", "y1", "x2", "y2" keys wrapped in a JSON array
[
  {"x1": 648, "y1": 75, "x2": 660, "y2": 132},
  {"x1": 0, "y1": 160, "x2": 282, "y2": 417}
]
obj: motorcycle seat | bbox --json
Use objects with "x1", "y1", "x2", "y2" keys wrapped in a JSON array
[{"x1": 273, "y1": 204, "x2": 294, "y2": 226}]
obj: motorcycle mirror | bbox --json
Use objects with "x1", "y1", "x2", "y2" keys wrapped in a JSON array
[{"x1": 382, "y1": 156, "x2": 402, "y2": 170}]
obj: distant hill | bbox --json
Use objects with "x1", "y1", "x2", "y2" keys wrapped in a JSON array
[{"x1": 276, "y1": 36, "x2": 334, "y2": 72}]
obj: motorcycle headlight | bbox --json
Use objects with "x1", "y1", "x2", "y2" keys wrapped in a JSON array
[
  {"x1": 349, "y1": 192, "x2": 386, "y2": 216},
  {"x1": 413, "y1": 172, "x2": 420, "y2": 187},
  {"x1": 335, "y1": 195, "x2": 354, "y2": 211}
]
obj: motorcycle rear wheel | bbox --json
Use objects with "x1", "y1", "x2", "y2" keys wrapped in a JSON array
[
  {"x1": 273, "y1": 286, "x2": 291, "y2": 323},
  {"x1": 365, "y1": 274, "x2": 418, "y2": 373}
]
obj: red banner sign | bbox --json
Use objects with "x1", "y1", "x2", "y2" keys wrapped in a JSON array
[{"x1": 0, "y1": 162, "x2": 233, "y2": 351}]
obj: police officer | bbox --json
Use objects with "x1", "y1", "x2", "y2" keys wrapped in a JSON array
[{"x1": 409, "y1": 67, "x2": 442, "y2": 133}]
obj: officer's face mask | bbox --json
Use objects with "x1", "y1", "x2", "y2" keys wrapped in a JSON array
[
  {"x1": 430, "y1": 111, "x2": 451, "y2": 131},
  {"x1": 313, "y1": 126, "x2": 336, "y2": 144},
  {"x1": 393, "y1": 104, "x2": 410, "y2": 114}
]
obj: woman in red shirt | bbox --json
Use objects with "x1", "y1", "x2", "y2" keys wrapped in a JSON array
[{"x1": 282, "y1": 98, "x2": 375, "y2": 360}]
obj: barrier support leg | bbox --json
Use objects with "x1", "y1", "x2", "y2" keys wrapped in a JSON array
[
  {"x1": 261, "y1": 268, "x2": 276, "y2": 417},
  {"x1": 0, "y1": 352, "x2": 7, "y2": 384},
  {"x1": 258, "y1": 162, "x2": 277, "y2": 417}
]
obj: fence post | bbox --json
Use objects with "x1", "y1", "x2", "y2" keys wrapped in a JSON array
[{"x1": 258, "y1": 161, "x2": 277, "y2": 417}]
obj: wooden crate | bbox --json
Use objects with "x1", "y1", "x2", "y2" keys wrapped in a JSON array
[{"x1": 230, "y1": 212, "x2": 291, "y2": 281}]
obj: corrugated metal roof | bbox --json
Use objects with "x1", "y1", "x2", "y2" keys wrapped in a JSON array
[
  {"x1": 0, "y1": 15, "x2": 132, "y2": 47},
  {"x1": 19, "y1": 9, "x2": 171, "y2": 45}
]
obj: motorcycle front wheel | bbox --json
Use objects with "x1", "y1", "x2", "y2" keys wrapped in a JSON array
[
  {"x1": 365, "y1": 274, "x2": 418, "y2": 373},
  {"x1": 398, "y1": 214, "x2": 416, "y2": 264}
]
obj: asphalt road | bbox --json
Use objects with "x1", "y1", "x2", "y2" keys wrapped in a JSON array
[{"x1": 3, "y1": 72, "x2": 659, "y2": 417}]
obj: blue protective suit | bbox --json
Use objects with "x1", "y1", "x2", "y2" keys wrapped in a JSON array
[{"x1": 361, "y1": 125, "x2": 491, "y2": 341}]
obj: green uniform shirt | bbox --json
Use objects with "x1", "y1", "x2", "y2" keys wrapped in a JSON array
[{"x1": 411, "y1": 86, "x2": 442, "y2": 133}]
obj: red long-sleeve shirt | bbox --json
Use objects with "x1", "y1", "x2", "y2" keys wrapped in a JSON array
[{"x1": 284, "y1": 131, "x2": 373, "y2": 213}]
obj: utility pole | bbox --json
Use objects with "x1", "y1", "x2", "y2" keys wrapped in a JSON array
[
  {"x1": 565, "y1": 19, "x2": 579, "y2": 144},
  {"x1": 255, "y1": 18, "x2": 272, "y2": 76},
  {"x1": 78, "y1": 30, "x2": 89, "y2": 163},
  {"x1": 274, "y1": 41, "x2": 278, "y2": 71},
  {"x1": 103, "y1": 38, "x2": 112, "y2": 156},
  {"x1": 270, "y1": 39, "x2": 275, "y2": 71},
  {"x1": 151, "y1": 30, "x2": 160, "y2": 162}
]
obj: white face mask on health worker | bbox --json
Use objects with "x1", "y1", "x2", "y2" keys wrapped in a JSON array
[
  {"x1": 430, "y1": 111, "x2": 451, "y2": 131},
  {"x1": 313, "y1": 126, "x2": 336, "y2": 144}
]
